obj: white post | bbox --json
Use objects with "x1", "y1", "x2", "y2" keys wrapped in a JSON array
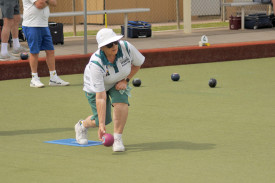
[
  {"x1": 72, "y1": 0, "x2": 76, "y2": 36},
  {"x1": 221, "y1": 0, "x2": 225, "y2": 22},
  {"x1": 84, "y1": 0, "x2": 88, "y2": 54},
  {"x1": 241, "y1": 6, "x2": 245, "y2": 30},
  {"x1": 176, "y1": 0, "x2": 180, "y2": 30},
  {"x1": 124, "y1": 13, "x2": 128, "y2": 39},
  {"x1": 183, "y1": 0, "x2": 192, "y2": 34},
  {"x1": 268, "y1": 4, "x2": 272, "y2": 15}
]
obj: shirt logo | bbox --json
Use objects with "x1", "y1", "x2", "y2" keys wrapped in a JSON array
[
  {"x1": 106, "y1": 69, "x2": 110, "y2": 76},
  {"x1": 121, "y1": 58, "x2": 130, "y2": 67}
]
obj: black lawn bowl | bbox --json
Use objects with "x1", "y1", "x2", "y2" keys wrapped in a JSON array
[
  {"x1": 132, "y1": 78, "x2": 141, "y2": 87},
  {"x1": 171, "y1": 73, "x2": 180, "y2": 81},
  {"x1": 20, "y1": 52, "x2": 29, "y2": 60},
  {"x1": 209, "y1": 78, "x2": 217, "y2": 88}
]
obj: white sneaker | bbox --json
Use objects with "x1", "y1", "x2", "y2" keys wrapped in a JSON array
[
  {"x1": 0, "y1": 53, "x2": 10, "y2": 61},
  {"x1": 30, "y1": 77, "x2": 45, "y2": 88},
  {"x1": 11, "y1": 46, "x2": 30, "y2": 57},
  {"x1": 112, "y1": 137, "x2": 125, "y2": 152},
  {"x1": 75, "y1": 120, "x2": 88, "y2": 145},
  {"x1": 0, "y1": 53, "x2": 19, "y2": 61},
  {"x1": 49, "y1": 76, "x2": 70, "y2": 86}
]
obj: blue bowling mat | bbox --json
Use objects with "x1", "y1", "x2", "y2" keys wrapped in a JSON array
[{"x1": 45, "y1": 138, "x2": 102, "y2": 147}]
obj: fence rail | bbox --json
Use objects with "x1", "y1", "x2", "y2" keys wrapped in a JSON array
[{"x1": 49, "y1": 8, "x2": 150, "y2": 54}]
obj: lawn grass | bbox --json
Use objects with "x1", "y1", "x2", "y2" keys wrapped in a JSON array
[{"x1": 0, "y1": 57, "x2": 275, "y2": 183}]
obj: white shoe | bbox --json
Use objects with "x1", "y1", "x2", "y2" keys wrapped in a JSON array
[
  {"x1": 112, "y1": 137, "x2": 125, "y2": 152},
  {"x1": 30, "y1": 78, "x2": 45, "y2": 88},
  {"x1": 11, "y1": 46, "x2": 30, "y2": 57},
  {"x1": 0, "y1": 53, "x2": 19, "y2": 61},
  {"x1": 0, "y1": 53, "x2": 10, "y2": 61},
  {"x1": 75, "y1": 120, "x2": 88, "y2": 145},
  {"x1": 49, "y1": 76, "x2": 70, "y2": 86}
]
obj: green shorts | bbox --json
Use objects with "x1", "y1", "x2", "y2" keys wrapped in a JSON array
[{"x1": 85, "y1": 85, "x2": 129, "y2": 126}]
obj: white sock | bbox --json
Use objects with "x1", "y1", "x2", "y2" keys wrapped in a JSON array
[
  {"x1": 1, "y1": 43, "x2": 8, "y2": 56},
  {"x1": 50, "y1": 70, "x2": 58, "y2": 79},
  {"x1": 114, "y1": 133, "x2": 122, "y2": 140},
  {"x1": 12, "y1": 38, "x2": 20, "y2": 49},
  {"x1": 32, "y1": 73, "x2": 38, "y2": 79},
  {"x1": 80, "y1": 120, "x2": 87, "y2": 129}
]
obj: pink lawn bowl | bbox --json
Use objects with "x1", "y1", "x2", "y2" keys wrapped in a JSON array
[{"x1": 102, "y1": 133, "x2": 114, "y2": 147}]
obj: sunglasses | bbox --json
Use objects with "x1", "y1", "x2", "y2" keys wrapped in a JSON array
[{"x1": 105, "y1": 41, "x2": 119, "y2": 48}]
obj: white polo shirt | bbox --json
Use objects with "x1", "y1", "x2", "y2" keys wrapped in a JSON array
[
  {"x1": 83, "y1": 40, "x2": 145, "y2": 93},
  {"x1": 22, "y1": 0, "x2": 50, "y2": 27}
]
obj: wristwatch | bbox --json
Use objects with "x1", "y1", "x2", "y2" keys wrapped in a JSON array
[{"x1": 125, "y1": 78, "x2": 130, "y2": 83}]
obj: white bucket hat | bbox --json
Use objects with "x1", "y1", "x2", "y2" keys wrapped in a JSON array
[{"x1": 96, "y1": 28, "x2": 123, "y2": 48}]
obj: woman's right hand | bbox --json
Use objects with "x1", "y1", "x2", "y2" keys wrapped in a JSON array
[
  {"x1": 115, "y1": 79, "x2": 128, "y2": 90},
  {"x1": 98, "y1": 125, "x2": 106, "y2": 141}
]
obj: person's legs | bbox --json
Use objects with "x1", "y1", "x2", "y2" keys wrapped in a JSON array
[
  {"x1": 85, "y1": 91, "x2": 112, "y2": 127},
  {"x1": 109, "y1": 87, "x2": 129, "y2": 134},
  {"x1": 112, "y1": 103, "x2": 128, "y2": 152},
  {"x1": 113, "y1": 103, "x2": 128, "y2": 134},
  {"x1": 41, "y1": 27, "x2": 69, "y2": 86},
  {"x1": 22, "y1": 26, "x2": 44, "y2": 87},
  {"x1": 29, "y1": 53, "x2": 44, "y2": 88},
  {"x1": 25, "y1": 28, "x2": 39, "y2": 69},
  {"x1": 1, "y1": 18, "x2": 13, "y2": 43},
  {"x1": 108, "y1": 86, "x2": 129, "y2": 152},
  {"x1": 0, "y1": 17, "x2": 13, "y2": 58},
  {"x1": 0, "y1": 1, "x2": 26, "y2": 59},
  {"x1": 83, "y1": 92, "x2": 112, "y2": 128},
  {"x1": 23, "y1": 27, "x2": 40, "y2": 72},
  {"x1": 82, "y1": 115, "x2": 97, "y2": 128},
  {"x1": 82, "y1": 91, "x2": 113, "y2": 128},
  {"x1": 10, "y1": 14, "x2": 29, "y2": 54},
  {"x1": 40, "y1": 27, "x2": 56, "y2": 71},
  {"x1": 45, "y1": 50, "x2": 55, "y2": 71},
  {"x1": 45, "y1": 51, "x2": 69, "y2": 86},
  {"x1": 74, "y1": 116, "x2": 96, "y2": 144},
  {"x1": 29, "y1": 53, "x2": 39, "y2": 73},
  {"x1": 11, "y1": 8, "x2": 29, "y2": 55},
  {"x1": 75, "y1": 92, "x2": 112, "y2": 144},
  {"x1": 1, "y1": 0, "x2": 15, "y2": 44},
  {"x1": 10, "y1": 14, "x2": 20, "y2": 39}
]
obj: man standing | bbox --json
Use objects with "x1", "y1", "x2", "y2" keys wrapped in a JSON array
[
  {"x1": 22, "y1": 0, "x2": 69, "y2": 88},
  {"x1": 0, "y1": 0, "x2": 28, "y2": 61}
]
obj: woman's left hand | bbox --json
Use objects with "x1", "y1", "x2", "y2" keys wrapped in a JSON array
[{"x1": 115, "y1": 79, "x2": 127, "y2": 90}]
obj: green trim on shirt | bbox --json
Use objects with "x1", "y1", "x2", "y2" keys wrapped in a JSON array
[
  {"x1": 91, "y1": 61, "x2": 105, "y2": 72},
  {"x1": 98, "y1": 44, "x2": 124, "y2": 73},
  {"x1": 123, "y1": 41, "x2": 130, "y2": 56}
]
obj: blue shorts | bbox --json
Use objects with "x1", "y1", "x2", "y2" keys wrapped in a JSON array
[{"x1": 22, "y1": 27, "x2": 54, "y2": 54}]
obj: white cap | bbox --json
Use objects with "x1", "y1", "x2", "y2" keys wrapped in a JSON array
[{"x1": 96, "y1": 28, "x2": 123, "y2": 48}]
